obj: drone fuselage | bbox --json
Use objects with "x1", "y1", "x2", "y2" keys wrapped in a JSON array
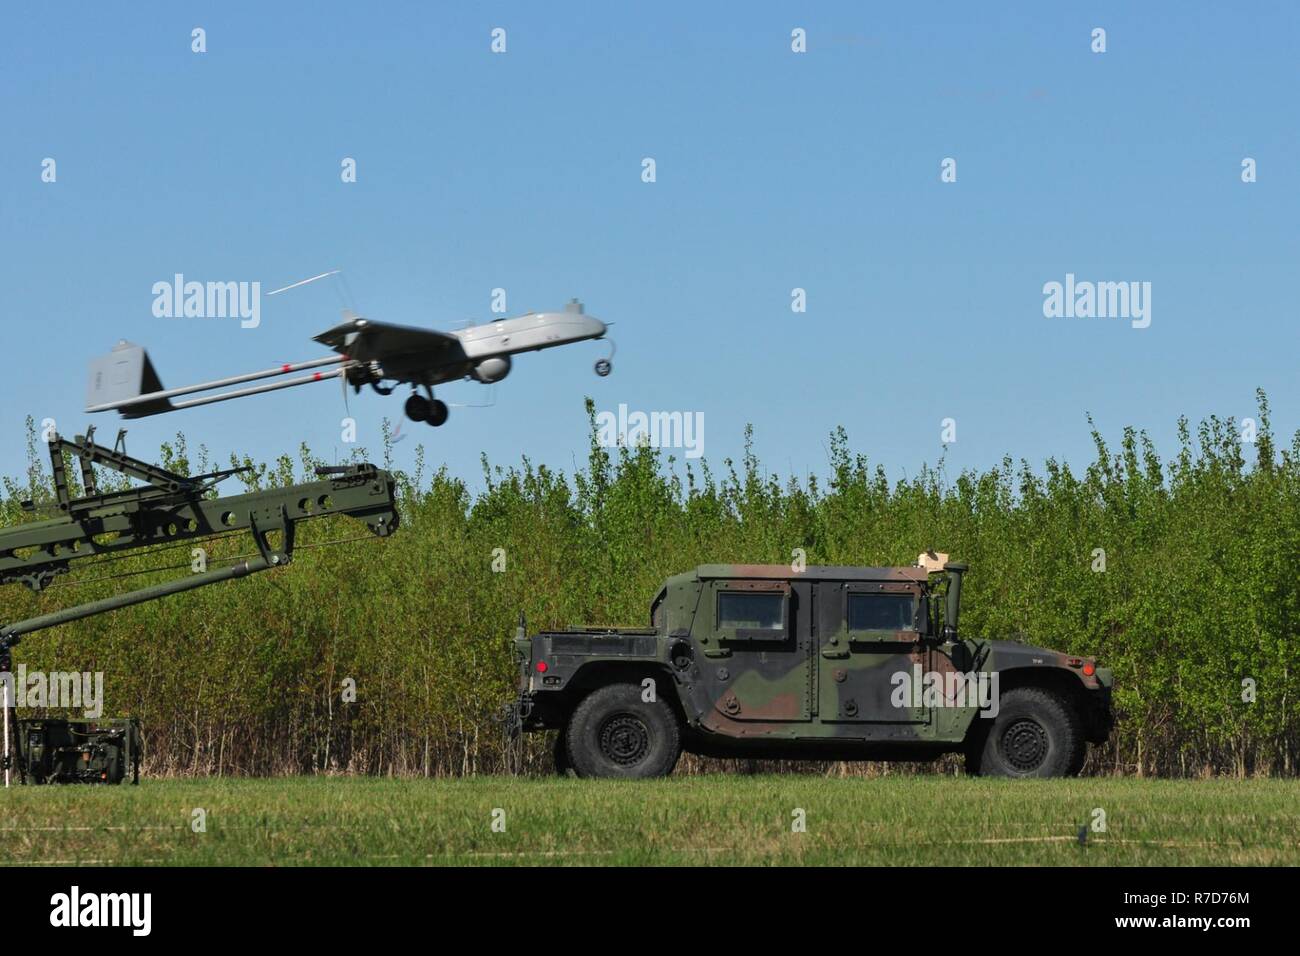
[{"x1": 351, "y1": 308, "x2": 608, "y2": 388}]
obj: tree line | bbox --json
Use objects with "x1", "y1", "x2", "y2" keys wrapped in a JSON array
[{"x1": 1, "y1": 393, "x2": 1295, "y2": 777}]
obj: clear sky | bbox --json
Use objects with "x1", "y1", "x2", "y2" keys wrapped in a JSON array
[{"x1": 3, "y1": 3, "x2": 1297, "y2": 489}]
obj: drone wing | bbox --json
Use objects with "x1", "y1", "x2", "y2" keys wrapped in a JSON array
[{"x1": 313, "y1": 314, "x2": 462, "y2": 364}]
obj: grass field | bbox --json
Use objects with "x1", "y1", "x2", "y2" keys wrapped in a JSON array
[{"x1": 2, "y1": 776, "x2": 1297, "y2": 866}]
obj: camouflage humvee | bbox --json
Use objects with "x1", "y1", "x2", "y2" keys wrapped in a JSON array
[{"x1": 508, "y1": 557, "x2": 1113, "y2": 778}]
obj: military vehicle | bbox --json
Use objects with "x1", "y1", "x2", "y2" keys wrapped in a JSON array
[
  {"x1": 16, "y1": 718, "x2": 142, "y2": 784},
  {"x1": 508, "y1": 556, "x2": 1114, "y2": 778}
]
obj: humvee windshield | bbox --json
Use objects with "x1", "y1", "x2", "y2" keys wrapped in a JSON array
[{"x1": 650, "y1": 589, "x2": 666, "y2": 628}]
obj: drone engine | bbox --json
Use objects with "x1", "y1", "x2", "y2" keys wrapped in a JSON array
[{"x1": 471, "y1": 356, "x2": 512, "y2": 383}]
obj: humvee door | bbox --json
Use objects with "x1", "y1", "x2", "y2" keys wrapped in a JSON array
[
  {"x1": 816, "y1": 581, "x2": 930, "y2": 730},
  {"x1": 698, "y1": 578, "x2": 814, "y2": 723}
]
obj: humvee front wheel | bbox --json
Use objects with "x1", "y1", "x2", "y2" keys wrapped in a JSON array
[
  {"x1": 966, "y1": 687, "x2": 1084, "y2": 778},
  {"x1": 565, "y1": 683, "x2": 682, "y2": 779}
]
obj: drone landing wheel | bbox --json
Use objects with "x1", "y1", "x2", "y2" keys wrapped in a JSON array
[
  {"x1": 426, "y1": 399, "x2": 449, "y2": 427},
  {"x1": 404, "y1": 394, "x2": 430, "y2": 422}
]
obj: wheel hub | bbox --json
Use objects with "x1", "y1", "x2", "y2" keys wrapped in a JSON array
[
  {"x1": 1000, "y1": 717, "x2": 1049, "y2": 771},
  {"x1": 598, "y1": 713, "x2": 651, "y2": 766}
]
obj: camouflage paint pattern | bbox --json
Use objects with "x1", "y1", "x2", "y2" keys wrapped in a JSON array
[{"x1": 512, "y1": 564, "x2": 1114, "y2": 757}]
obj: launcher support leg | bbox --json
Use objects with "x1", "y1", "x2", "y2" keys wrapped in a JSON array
[{"x1": 1, "y1": 640, "x2": 12, "y2": 788}]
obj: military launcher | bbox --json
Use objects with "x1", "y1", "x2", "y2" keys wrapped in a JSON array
[
  {"x1": 509, "y1": 555, "x2": 1114, "y2": 778},
  {"x1": 16, "y1": 717, "x2": 142, "y2": 785},
  {"x1": 0, "y1": 427, "x2": 399, "y2": 785}
]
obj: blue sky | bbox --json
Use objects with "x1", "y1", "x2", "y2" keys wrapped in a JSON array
[{"x1": 3, "y1": 2, "x2": 1297, "y2": 490}]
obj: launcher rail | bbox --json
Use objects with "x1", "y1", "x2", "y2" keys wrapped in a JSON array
[{"x1": 0, "y1": 427, "x2": 400, "y2": 784}]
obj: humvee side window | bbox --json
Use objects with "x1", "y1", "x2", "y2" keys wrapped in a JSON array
[
  {"x1": 847, "y1": 593, "x2": 915, "y2": 632},
  {"x1": 718, "y1": 592, "x2": 784, "y2": 630},
  {"x1": 713, "y1": 590, "x2": 789, "y2": 643}
]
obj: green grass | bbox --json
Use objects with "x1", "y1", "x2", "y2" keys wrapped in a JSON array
[{"x1": 4, "y1": 776, "x2": 1298, "y2": 866}]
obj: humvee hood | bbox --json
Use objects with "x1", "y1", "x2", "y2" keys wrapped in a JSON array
[{"x1": 985, "y1": 638, "x2": 1079, "y2": 666}]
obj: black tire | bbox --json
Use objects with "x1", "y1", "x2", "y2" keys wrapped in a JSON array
[
  {"x1": 564, "y1": 683, "x2": 681, "y2": 779},
  {"x1": 966, "y1": 687, "x2": 1085, "y2": 778},
  {"x1": 404, "y1": 394, "x2": 429, "y2": 422},
  {"x1": 426, "y1": 399, "x2": 449, "y2": 427}
]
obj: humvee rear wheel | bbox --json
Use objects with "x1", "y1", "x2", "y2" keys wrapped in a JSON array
[
  {"x1": 565, "y1": 683, "x2": 681, "y2": 779},
  {"x1": 966, "y1": 687, "x2": 1084, "y2": 778}
]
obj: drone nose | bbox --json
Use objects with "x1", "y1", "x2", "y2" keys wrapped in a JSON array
[{"x1": 586, "y1": 315, "x2": 608, "y2": 338}]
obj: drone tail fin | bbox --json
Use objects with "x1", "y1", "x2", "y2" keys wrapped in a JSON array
[{"x1": 85, "y1": 342, "x2": 175, "y2": 418}]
